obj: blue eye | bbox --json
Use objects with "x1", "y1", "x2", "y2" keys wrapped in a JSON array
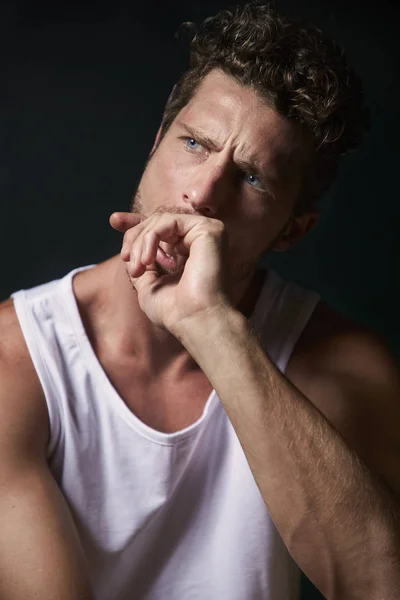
[
  {"x1": 185, "y1": 137, "x2": 201, "y2": 151},
  {"x1": 244, "y1": 173, "x2": 261, "y2": 188}
]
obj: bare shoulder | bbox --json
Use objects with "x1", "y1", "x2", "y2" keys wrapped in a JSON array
[
  {"x1": 0, "y1": 298, "x2": 49, "y2": 456},
  {"x1": 288, "y1": 299, "x2": 398, "y2": 378},
  {"x1": 0, "y1": 300, "x2": 94, "y2": 598},
  {"x1": 288, "y1": 300, "x2": 400, "y2": 498},
  {"x1": 0, "y1": 297, "x2": 36, "y2": 369}
]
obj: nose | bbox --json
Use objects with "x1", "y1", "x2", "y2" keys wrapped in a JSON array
[{"x1": 182, "y1": 163, "x2": 232, "y2": 217}]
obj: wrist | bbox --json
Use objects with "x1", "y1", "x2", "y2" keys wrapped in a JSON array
[{"x1": 172, "y1": 304, "x2": 247, "y2": 362}]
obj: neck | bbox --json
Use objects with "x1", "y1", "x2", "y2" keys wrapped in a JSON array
[{"x1": 77, "y1": 255, "x2": 266, "y2": 377}]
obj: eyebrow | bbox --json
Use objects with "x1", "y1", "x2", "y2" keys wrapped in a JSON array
[
  {"x1": 177, "y1": 121, "x2": 222, "y2": 153},
  {"x1": 176, "y1": 120, "x2": 278, "y2": 184}
]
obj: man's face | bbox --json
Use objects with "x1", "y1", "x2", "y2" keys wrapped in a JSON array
[{"x1": 132, "y1": 69, "x2": 312, "y2": 284}]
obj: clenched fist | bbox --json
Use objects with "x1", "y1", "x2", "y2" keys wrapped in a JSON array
[{"x1": 109, "y1": 211, "x2": 233, "y2": 336}]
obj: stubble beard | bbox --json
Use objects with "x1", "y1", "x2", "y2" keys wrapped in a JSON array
[{"x1": 129, "y1": 171, "x2": 288, "y2": 289}]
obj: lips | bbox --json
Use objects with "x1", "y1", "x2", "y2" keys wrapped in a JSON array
[
  {"x1": 155, "y1": 240, "x2": 189, "y2": 275},
  {"x1": 160, "y1": 242, "x2": 176, "y2": 258},
  {"x1": 155, "y1": 246, "x2": 179, "y2": 273}
]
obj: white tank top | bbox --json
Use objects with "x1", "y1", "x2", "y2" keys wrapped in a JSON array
[{"x1": 11, "y1": 265, "x2": 320, "y2": 600}]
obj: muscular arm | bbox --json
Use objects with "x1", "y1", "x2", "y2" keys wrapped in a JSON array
[
  {"x1": 175, "y1": 306, "x2": 400, "y2": 600},
  {"x1": 0, "y1": 300, "x2": 94, "y2": 600}
]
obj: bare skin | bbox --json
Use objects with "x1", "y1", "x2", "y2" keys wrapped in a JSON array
[
  {"x1": 69, "y1": 254, "x2": 384, "y2": 437},
  {"x1": 69, "y1": 69, "x2": 318, "y2": 431},
  {"x1": 72, "y1": 254, "x2": 266, "y2": 432},
  {"x1": 0, "y1": 68, "x2": 399, "y2": 598}
]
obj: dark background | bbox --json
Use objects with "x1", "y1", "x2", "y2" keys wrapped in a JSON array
[{"x1": 1, "y1": 0, "x2": 399, "y2": 597}]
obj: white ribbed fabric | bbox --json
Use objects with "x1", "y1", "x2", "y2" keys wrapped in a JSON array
[{"x1": 11, "y1": 265, "x2": 320, "y2": 600}]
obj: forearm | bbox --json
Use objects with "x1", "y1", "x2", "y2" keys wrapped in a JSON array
[{"x1": 175, "y1": 307, "x2": 400, "y2": 599}]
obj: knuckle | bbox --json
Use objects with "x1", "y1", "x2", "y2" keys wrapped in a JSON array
[
  {"x1": 215, "y1": 220, "x2": 226, "y2": 234},
  {"x1": 123, "y1": 230, "x2": 133, "y2": 245},
  {"x1": 207, "y1": 218, "x2": 225, "y2": 236}
]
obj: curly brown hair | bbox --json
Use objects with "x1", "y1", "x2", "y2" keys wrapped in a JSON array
[{"x1": 159, "y1": 2, "x2": 370, "y2": 213}]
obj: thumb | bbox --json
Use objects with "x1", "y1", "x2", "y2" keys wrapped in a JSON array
[{"x1": 109, "y1": 211, "x2": 142, "y2": 233}]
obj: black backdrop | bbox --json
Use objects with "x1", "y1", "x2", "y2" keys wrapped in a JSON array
[{"x1": 1, "y1": 1, "x2": 399, "y2": 597}]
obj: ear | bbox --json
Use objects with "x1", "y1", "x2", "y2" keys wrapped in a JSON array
[{"x1": 272, "y1": 210, "x2": 320, "y2": 252}]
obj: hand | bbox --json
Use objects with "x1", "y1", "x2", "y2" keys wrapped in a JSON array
[{"x1": 109, "y1": 211, "x2": 233, "y2": 335}]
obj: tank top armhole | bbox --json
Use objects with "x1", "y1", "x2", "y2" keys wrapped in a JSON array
[
  {"x1": 275, "y1": 290, "x2": 321, "y2": 375},
  {"x1": 11, "y1": 290, "x2": 61, "y2": 460}
]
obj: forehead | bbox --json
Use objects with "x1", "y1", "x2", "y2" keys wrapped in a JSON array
[{"x1": 177, "y1": 69, "x2": 307, "y2": 166}]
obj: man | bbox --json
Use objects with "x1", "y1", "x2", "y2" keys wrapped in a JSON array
[{"x1": 0, "y1": 3, "x2": 399, "y2": 599}]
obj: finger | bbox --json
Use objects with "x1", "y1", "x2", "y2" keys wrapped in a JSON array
[
  {"x1": 174, "y1": 239, "x2": 190, "y2": 257},
  {"x1": 127, "y1": 231, "x2": 146, "y2": 277},
  {"x1": 123, "y1": 214, "x2": 180, "y2": 265},
  {"x1": 142, "y1": 231, "x2": 160, "y2": 265},
  {"x1": 127, "y1": 268, "x2": 161, "y2": 298},
  {"x1": 129, "y1": 226, "x2": 159, "y2": 277},
  {"x1": 134, "y1": 213, "x2": 193, "y2": 250},
  {"x1": 127, "y1": 245, "x2": 148, "y2": 278},
  {"x1": 145, "y1": 213, "x2": 223, "y2": 250},
  {"x1": 120, "y1": 221, "x2": 147, "y2": 261},
  {"x1": 109, "y1": 211, "x2": 143, "y2": 232}
]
